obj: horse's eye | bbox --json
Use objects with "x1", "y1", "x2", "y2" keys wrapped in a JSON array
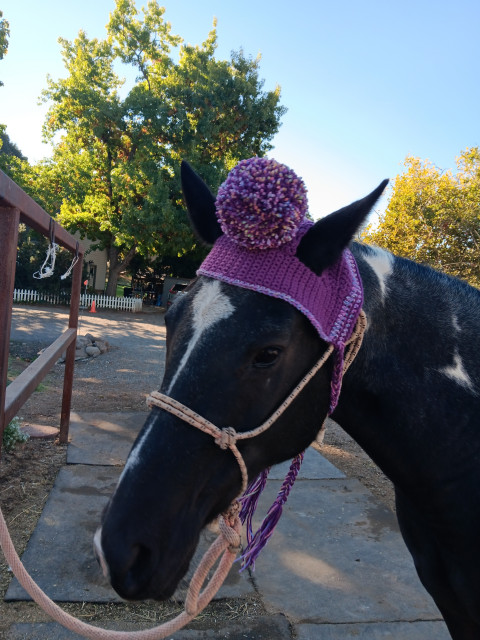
[{"x1": 253, "y1": 347, "x2": 282, "y2": 368}]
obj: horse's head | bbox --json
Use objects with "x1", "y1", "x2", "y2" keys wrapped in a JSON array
[{"x1": 96, "y1": 159, "x2": 387, "y2": 601}]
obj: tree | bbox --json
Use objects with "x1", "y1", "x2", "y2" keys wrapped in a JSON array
[
  {"x1": 0, "y1": 130, "x2": 26, "y2": 160},
  {"x1": 1, "y1": 9, "x2": 10, "y2": 145},
  {"x1": 41, "y1": 0, "x2": 286, "y2": 295},
  {"x1": 364, "y1": 149, "x2": 480, "y2": 288},
  {"x1": 0, "y1": 9, "x2": 9, "y2": 87},
  {"x1": 0, "y1": 135, "x2": 83, "y2": 294}
]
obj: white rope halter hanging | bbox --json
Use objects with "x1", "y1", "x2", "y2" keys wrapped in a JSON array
[
  {"x1": 33, "y1": 220, "x2": 59, "y2": 280},
  {"x1": 32, "y1": 220, "x2": 80, "y2": 281}
]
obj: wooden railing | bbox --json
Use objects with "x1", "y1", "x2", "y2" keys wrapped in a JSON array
[{"x1": 0, "y1": 169, "x2": 84, "y2": 455}]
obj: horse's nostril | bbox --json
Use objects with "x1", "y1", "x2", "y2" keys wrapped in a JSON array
[{"x1": 112, "y1": 542, "x2": 155, "y2": 600}]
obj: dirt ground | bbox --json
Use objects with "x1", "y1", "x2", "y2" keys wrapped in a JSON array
[{"x1": 0, "y1": 305, "x2": 395, "y2": 636}]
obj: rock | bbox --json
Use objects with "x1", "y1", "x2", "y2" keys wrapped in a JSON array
[
  {"x1": 21, "y1": 424, "x2": 59, "y2": 439},
  {"x1": 93, "y1": 339, "x2": 109, "y2": 354},
  {"x1": 57, "y1": 333, "x2": 108, "y2": 361},
  {"x1": 75, "y1": 346, "x2": 88, "y2": 360},
  {"x1": 85, "y1": 345, "x2": 101, "y2": 357}
]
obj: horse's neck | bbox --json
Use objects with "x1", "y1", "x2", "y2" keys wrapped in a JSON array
[{"x1": 333, "y1": 243, "x2": 480, "y2": 492}]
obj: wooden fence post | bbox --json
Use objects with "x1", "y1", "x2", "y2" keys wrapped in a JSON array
[
  {"x1": 0, "y1": 207, "x2": 20, "y2": 456},
  {"x1": 59, "y1": 244, "x2": 83, "y2": 443}
]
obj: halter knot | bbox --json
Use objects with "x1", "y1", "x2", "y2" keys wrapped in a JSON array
[
  {"x1": 218, "y1": 510, "x2": 242, "y2": 553},
  {"x1": 215, "y1": 426, "x2": 237, "y2": 450}
]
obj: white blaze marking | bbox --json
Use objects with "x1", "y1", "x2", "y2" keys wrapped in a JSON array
[
  {"x1": 166, "y1": 280, "x2": 235, "y2": 394},
  {"x1": 119, "y1": 412, "x2": 157, "y2": 478},
  {"x1": 118, "y1": 281, "x2": 234, "y2": 480},
  {"x1": 439, "y1": 350, "x2": 474, "y2": 391},
  {"x1": 363, "y1": 247, "x2": 394, "y2": 301}
]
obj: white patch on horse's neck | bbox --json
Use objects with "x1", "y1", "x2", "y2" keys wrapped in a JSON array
[
  {"x1": 452, "y1": 314, "x2": 461, "y2": 333},
  {"x1": 438, "y1": 350, "x2": 475, "y2": 392},
  {"x1": 166, "y1": 280, "x2": 235, "y2": 394},
  {"x1": 363, "y1": 247, "x2": 394, "y2": 302}
]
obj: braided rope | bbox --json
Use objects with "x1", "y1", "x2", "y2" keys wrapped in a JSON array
[
  {"x1": 147, "y1": 308, "x2": 366, "y2": 459},
  {"x1": 147, "y1": 341, "x2": 336, "y2": 461},
  {"x1": 0, "y1": 502, "x2": 241, "y2": 639}
]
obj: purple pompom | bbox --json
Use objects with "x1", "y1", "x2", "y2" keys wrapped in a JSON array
[{"x1": 216, "y1": 157, "x2": 308, "y2": 250}]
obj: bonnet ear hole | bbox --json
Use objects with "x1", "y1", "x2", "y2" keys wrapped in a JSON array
[{"x1": 181, "y1": 161, "x2": 223, "y2": 246}]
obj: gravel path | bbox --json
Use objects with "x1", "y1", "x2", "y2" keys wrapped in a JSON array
[{"x1": 9, "y1": 305, "x2": 167, "y2": 417}]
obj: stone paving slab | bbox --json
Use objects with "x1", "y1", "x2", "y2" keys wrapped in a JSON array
[
  {"x1": 5, "y1": 465, "x2": 120, "y2": 602},
  {"x1": 270, "y1": 447, "x2": 345, "y2": 480},
  {"x1": 5, "y1": 622, "x2": 87, "y2": 640},
  {"x1": 250, "y1": 479, "x2": 447, "y2": 630},
  {"x1": 67, "y1": 412, "x2": 148, "y2": 466},
  {"x1": 5, "y1": 465, "x2": 253, "y2": 603},
  {"x1": 295, "y1": 621, "x2": 451, "y2": 639},
  {"x1": 6, "y1": 615, "x2": 292, "y2": 639},
  {"x1": 3, "y1": 410, "x2": 450, "y2": 638}
]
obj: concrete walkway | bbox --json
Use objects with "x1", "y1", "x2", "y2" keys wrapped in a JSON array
[{"x1": 4, "y1": 411, "x2": 450, "y2": 639}]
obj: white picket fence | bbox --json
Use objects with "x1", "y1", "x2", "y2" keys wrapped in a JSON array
[
  {"x1": 80, "y1": 293, "x2": 142, "y2": 312},
  {"x1": 13, "y1": 289, "x2": 66, "y2": 305},
  {"x1": 13, "y1": 289, "x2": 143, "y2": 313}
]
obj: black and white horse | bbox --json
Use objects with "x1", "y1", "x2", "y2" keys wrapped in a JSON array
[{"x1": 97, "y1": 164, "x2": 480, "y2": 640}]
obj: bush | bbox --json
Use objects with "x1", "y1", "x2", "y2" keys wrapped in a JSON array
[{"x1": 2, "y1": 418, "x2": 29, "y2": 452}]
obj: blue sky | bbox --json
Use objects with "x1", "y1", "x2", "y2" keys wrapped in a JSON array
[{"x1": 1, "y1": 0, "x2": 479, "y2": 220}]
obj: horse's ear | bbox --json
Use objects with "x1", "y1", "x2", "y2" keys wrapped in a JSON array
[
  {"x1": 181, "y1": 161, "x2": 223, "y2": 246},
  {"x1": 297, "y1": 179, "x2": 389, "y2": 274}
]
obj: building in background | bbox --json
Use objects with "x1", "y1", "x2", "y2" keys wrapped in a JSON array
[{"x1": 75, "y1": 235, "x2": 107, "y2": 294}]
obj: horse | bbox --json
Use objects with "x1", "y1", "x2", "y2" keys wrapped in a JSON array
[{"x1": 96, "y1": 160, "x2": 480, "y2": 640}]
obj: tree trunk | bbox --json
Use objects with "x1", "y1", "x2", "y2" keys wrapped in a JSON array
[{"x1": 105, "y1": 245, "x2": 136, "y2": 297}]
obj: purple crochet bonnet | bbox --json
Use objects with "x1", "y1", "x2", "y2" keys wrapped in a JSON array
[{"x1": 197, "y1": 157, "x2": 363, "y2": 413}]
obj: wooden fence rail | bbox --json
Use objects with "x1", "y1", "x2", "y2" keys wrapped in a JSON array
[{"x1": 0, "y1": 169, "x2": 84, "y2": 454}]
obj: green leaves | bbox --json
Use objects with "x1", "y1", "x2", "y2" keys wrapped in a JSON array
[
  {"x1": 0, "y1": 9, "x2": 10, "y2": 87},
  {"x1": 42, "y1": 32, "x2": 122, "y2": 143},
  {"x1": 36, "y1": 0, "x2": 285, "y2": 293},
  {"x1": 107, "y1": 0, "x2": 181, "y2": 88},
  {"x1": 364, "y1": 149, "x2": 480, "y2": 287}
]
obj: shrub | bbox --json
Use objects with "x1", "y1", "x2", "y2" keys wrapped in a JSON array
[{"x1": 2, "y1": 418, "x2": 29, "y2": 452}]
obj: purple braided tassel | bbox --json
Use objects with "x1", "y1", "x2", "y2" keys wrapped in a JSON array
[
  {"x1": 329, "y1": 347, "x2": 345, "y2": 413},
  {"x1": 239, "y1": 468, "x2": 270, "y2": 543},
  {"x1": 239, "y1": 451, "x2": 304, "y2": 571}
]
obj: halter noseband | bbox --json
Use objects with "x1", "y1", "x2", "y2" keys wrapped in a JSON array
[{"x1": 148, "y1": 346, "x2": 336, "y2": 496}]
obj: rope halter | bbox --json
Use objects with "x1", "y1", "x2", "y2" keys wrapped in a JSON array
[
  {"x1": 147, "y1": 309, "x2": 367, "y2": 565},
  {"x1": 0, "y1": 312, "x2": 366, "y2": 640}
]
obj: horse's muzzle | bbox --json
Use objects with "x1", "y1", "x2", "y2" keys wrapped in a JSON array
[
  {"x1": 94, "y1": 526, "x2": 161, "y2": 600},
  {"x1": 94, "y1": 523, "x2": 192, "y2": 601}
]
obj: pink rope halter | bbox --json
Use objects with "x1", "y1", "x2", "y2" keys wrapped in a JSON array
[
  {"x1": 147, "y1": 309, "x2": 367, "y2": 570},
  {"x1": 0, "y1": 313, "x2": 365, "y2": 640}
]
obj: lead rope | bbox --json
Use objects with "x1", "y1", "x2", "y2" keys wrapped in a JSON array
[{"x1": 0, "y1": 312, "x2": 366, "y2": 640}]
